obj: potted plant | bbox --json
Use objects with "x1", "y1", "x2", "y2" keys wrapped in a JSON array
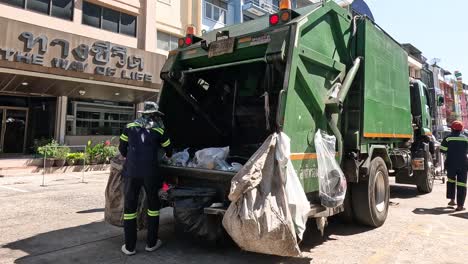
[
  {"x1": 73, "y1": 152, "x2": 86, "y2": 165},
  {"x1": 86, "y1": 141, "x2": 99, "y2": 165},
  {"x1": 37, "y1": 140, "x2": 59, "y2": 167},
  {"x1": 102, "y1": 140, "x2": 118, "y2": 164},
  {"x1": 66, "y1": 153, "x2": 76, "y2": 166},
  {"x1": 93, "y1": 143, "x2": 107, "y2": 164},
  {"x1": 54, "y1": 146, "x2": 70, "y2": 167}
]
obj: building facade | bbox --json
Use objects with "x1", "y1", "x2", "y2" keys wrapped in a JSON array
[
  {"x1": 0, "y1": 0, "x2": 201, "y2": 154},
  {"x1": 201, "y1": 0, "x2": 312, "y2": 33}
]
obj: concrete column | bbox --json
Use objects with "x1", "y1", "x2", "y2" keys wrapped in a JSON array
[
  {"x1": 144, "y1": 0, "x2": 158, "y2": 53},
  {"x1": 54, "y1": 96, "x2": 68, "y2": 144},
  {"x1": 136, "y1": 102, "x2": 144, "y2": 118}
]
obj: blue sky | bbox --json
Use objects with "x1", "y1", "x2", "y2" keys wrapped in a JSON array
[{"x1": 365, "y1": 0, "x2": 468, "y2": 76}]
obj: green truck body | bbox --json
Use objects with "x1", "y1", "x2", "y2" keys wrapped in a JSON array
[{"x1": 159, "y1": 1, "x2": 434, "y2": 232}]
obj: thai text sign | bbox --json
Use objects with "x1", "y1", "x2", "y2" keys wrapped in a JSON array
[{"x1": 0, "y1": 18, "x2": 164, "y2": 86}]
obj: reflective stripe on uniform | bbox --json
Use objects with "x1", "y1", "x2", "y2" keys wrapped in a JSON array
[
  {"x1": 161, "y1": 139, "x2": 171, "y2": 147},
  {"x1": 446, "y1": 137, "x2": 468, "y2": 142},
  {"x1": 127, "y1": 122, "x2": 141, "y2": 128},
  {"x1": 440, "y1": 146, "x2": 448, "y2": 151},
  {"x1": 447, "y1": 178, "x2": 456, "y2": 183},
  {"x1": 120, "y1": 134, "x2": 128, "y2": 142},
  {"x1": 152, "y1": 128, "x2": 164, "y2": 135},
  {"x1": 457, "y1": 181, "x2": 467, "y2": 188},
  {"x1": 147, "y1": 209, "x2": 160, "y2": 217},
  {"x1": 123, "y1": 212, "x2": 137, "y2": 220}
]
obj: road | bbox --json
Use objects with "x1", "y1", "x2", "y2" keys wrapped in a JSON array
[{"x1": 0, "y1": 172, "x2": 467, "y2": 264}]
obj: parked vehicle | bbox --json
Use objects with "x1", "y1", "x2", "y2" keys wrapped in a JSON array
[{"x1": 158, "y1": 0, "x2": 435, "y2": 239}]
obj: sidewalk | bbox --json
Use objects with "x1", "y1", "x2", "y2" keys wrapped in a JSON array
[{"x1": 0, "y1": 156, "x2": 110, "y2": 178}]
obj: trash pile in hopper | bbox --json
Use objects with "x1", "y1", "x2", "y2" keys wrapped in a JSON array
[
  {"x1": 169, "y1": 146, "x2": 242, "y2": 172},
  {"x1": 222, "y1": 133, "x2": 310, "y2": 257}
]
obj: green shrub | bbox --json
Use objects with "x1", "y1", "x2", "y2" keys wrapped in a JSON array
[
  {"x1": 55, "y1": 147, "x2": 70, "y2": 160},
  {"x1": 37, "y1": 140, "x2": 59, "y2": 158}
]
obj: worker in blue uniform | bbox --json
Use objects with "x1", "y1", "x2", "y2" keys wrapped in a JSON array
[
  {"x1": 119, "y1": 101, "x2": 172, "y2": 255},
  {"x1": 440, "y1": 120, "x2": 467, "y2": 211}
]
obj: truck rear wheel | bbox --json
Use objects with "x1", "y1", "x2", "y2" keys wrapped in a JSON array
[
  {"x1": 416, "y1": 152, "x2": 434, "y2": 194},
  {"x1": 352, "y1": 157, "x2": 389, "y2": 227}
]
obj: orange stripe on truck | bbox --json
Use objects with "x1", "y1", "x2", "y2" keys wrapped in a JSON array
[
  {"x1": 364, "y1": 133, "x2": 412, "y2": 139},
  {"x1": 290, "y1": 153, "x2": 317, "y2": 160}
]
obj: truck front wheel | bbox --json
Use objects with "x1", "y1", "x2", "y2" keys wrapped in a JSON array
[
  {"x1": 352, "y1": 157, "x2": 390, "y2": 227},
  {"x1": 416, "y1": 152, "x2": 434, "y2": 194}
]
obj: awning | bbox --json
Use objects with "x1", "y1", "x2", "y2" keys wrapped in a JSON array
[{"x1": 0, "y1": 17, "x2": 166, "y2": 103}]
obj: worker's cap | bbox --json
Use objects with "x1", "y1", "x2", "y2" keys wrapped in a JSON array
[
  {"x1": 138, "y1": 101, "x2": 164, "y2": 115},
  {"x1": 451, "y1": 120, "x2": 463, "y2": 131}
]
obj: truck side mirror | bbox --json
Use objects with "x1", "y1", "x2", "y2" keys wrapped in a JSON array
[{"x1": 437, "y1": 96, "x2": 444, "y2": 106}]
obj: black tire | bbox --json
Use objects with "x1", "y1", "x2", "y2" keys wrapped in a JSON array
[
  {"x1": 352, "y1": 157, "x2": 390, "y2": 227},
  {"x1": 416, "y1": 152, "x2": 434, "y2": 194}
]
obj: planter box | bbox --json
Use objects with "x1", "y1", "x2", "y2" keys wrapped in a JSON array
[
  {"x1": 55, "y1": 159, "x2": 66, "y2": 167},
  {"x1": 43, "y1": 159, "x2": 55, "y2": 168}
]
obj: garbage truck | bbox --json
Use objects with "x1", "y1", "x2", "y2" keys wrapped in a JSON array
[{"x1": 157, "y1": 0, "x2": 435, "y2": 240}]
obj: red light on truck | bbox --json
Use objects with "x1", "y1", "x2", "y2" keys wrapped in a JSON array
[
  {"x1": 269, "y1": 14, "x2": 280, "y2": 26},
  {"x1": 185, "y1": 37, "x2": 193, "y2": 46}
]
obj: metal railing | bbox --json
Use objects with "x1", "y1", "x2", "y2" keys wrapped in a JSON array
[
  {"x1": 41, "y1": 145, "x2": 87, "y2": 186},
  {"x1": 244, "y1": 0, "x2": 279, "y2": 12}
]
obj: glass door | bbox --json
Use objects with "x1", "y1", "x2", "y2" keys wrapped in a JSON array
[
  {"x1": 0, "y1": 108, "x2": 28, "y2": 154},
  {"x1": 0, "y1": 109, "x2": 3, "y2": 153}
]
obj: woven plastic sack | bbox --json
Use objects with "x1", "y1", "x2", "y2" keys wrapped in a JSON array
[
  {"x1": 314, "y1": 130, "x2": 347, "y2": 208},
  {"x1": 104, "y1": 157, "x2": 147, "y2": 230},
  {"x1": 222, "y1": 134, "x2": 301, "y2": 257}
]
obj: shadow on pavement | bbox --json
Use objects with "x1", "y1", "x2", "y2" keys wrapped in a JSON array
[
  {"x1": 390, "y1": 185, "x2": 420, "y2": 199},
  {"x1": 2, "y1": 221, "x2": 122, "y2": 264},
  {"x1": 412, "y1": 207, "x2": 456, "y2": 215},
  {"x1": 76, "y1": 208, "x2": 105, "y2": 214},
  {"x1": 450, "y1": 212, "x2": 468, "y2": 220},
  {"x1": 300, "y1": 217, "x2": 373, "y2": 252},
  {"x1": 2, "y1": 219, "x2": 313, "y2": 264}
]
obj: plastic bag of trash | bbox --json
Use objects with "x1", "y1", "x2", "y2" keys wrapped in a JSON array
[
  {"x1": 104, "y1": 156, "x2": 148, "y2": 229},
  {"x1": 171, "y1": 148, "x2": 190, "y2": 167},
  {"x1": 168, "y1": 187, "x2": 223, "y2": 241},
  {"x1": 193, "y1": 147, "x2": 229, "y2": 169},
  {"x1": 314, "y1": 130, "x2": 347, "y2": 208},
  {"x1": 276, "y1": 132, "x2": 310, "y2": 240}
]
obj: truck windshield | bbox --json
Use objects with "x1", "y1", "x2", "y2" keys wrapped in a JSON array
[{"x1": 159, "y1": 61, "x2": 286, "y2": 158}]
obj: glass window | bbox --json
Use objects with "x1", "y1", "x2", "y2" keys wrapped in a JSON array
[
  {"x1": 157, "y1": 31, "x2": 180, "y2": 51},
  {"x1": 213, "y1": 6, "x2": 220, "y2": 21},
  {"x1": 102, "y1": 7, "x2": 119, "y2": 33},
  {"x1": 0, "y1": 0, "x2": 25, "y2": 8},
  {"x1": 51, "y1": 0, "x2": 73, "y2": 20},
  {"x1": 82, "y1": 1, "x2": 101, "y2": 28},
  {"x1": 205, "y1": 2, "x2": 211, "y2": 19},
  {"x1": 120, "y1": 13, "x2": 137, "y2": 37},
  {"x1": 204, "y1": 0, "x2": 226, "y2": 24},
  {"x1": 170, "y1": 35, "x2": 179, "y2": 50},
  {"x1": 27, "y1": 0, "x2": 50, "y2": 14},
  {"x1": 220, "y1": 9, "x2": 226, "y2": 24},
  {"x1": 157, "y1": 31, "x2": 170, "y2": 51},
  {"x1": 71, "y1": 102, "x2": 134, "y2": 136}
]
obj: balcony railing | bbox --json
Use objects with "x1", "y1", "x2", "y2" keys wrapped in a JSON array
[{"x1": 243, "y1": 0, "x2": 279, "y2": 17}]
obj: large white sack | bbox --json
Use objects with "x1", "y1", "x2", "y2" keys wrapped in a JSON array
[
  {"x1": 222, "y1": 134, "x2": 303, "y2": 257},
  {"x1": 276, "y1": 132, "x2": 310, "y2": 240}
]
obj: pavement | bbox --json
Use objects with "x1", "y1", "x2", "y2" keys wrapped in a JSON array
[{"x1": 0, "y1": 172, "x2": 467, "y2": 264}]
